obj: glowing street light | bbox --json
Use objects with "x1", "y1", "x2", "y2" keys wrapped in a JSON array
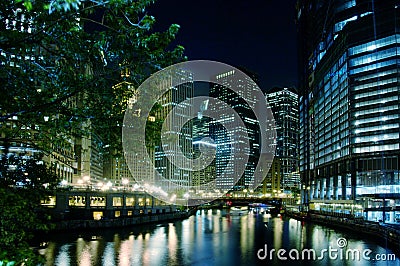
[
  {"x1": 122, "y1": 178, "x2": 129, "y2": 191},
  {"x1": 83, "y1": 175, "x2": 90, "y2": 190},
  {"x1": 170, "y1": 194, "x2": 176, "y2": 204}
]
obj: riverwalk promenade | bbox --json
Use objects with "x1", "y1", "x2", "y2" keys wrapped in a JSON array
[{"x1": 285, "y1": 208, "x2": 400, "y2": 251}]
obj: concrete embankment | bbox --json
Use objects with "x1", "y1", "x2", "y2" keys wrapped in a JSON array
[
  {"x1": 285, "y1": 209, "x2": 400, "y2": 251},
  {"x1": 52, "y1": 211, "x2": 193, "y2": 231}
]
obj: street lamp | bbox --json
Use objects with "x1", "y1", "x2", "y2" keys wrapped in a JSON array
[
  {"x1": 170, "y1": 194, "x2": 176, "y2": 202},
  {"x1": 122, "y1": 178, "x2": 129, "y2": 191},
  {"x1": 83, "y1": 175, "x2": 90, "y2": 190},
  {"x1": 101, "y1": 181, "x2": 112, "y2": 191}
]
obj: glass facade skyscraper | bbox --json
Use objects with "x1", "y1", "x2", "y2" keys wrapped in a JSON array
[
  {"x1": 265, "y1": 88, "x2": 300, "y2": 191},
  {"x1": 210, "y1": 70, "x2": 260, "y2": 190},
  {"x1": 154, "y1": 69, "x2": 194, "y2": 189},
  {"x1": 192, "y1": 99, "x2": 216, "y2": 189},
  {"x1": 298, "y1": 0, "x2": 400, "y2": 221}
]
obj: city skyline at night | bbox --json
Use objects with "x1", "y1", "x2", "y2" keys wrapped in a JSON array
[{"x1": 3, "y1": 1, "x2": 400, "y2": 265}]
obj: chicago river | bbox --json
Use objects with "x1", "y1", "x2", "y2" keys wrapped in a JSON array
[{"x1": 36, "y1": 210, "x2": 400, "y2": 266}]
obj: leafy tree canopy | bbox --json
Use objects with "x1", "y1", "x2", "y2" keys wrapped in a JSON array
[
  {"x1": 0, "y1": 0, "x2": 186, "y2": 159},
  {"x1": 0, "y1": 0, "x2": 185, "y2": 263}
]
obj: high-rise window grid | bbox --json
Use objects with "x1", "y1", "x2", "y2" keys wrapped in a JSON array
[
  {"x1": 266, "y1": 88, "x2": 300, "y2": 189},
  {"x1": 349, "y1": 34, "x2": 400, "y2": 157},
  {"x1": 313, "y1": 53, "x2": 350, "y2": 167}
]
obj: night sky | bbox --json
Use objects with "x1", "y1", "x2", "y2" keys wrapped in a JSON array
[{"x1": 150, "y1": 0, "x2": 298, "y2": 92}]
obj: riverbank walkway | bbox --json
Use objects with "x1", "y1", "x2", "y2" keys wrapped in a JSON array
[{"x1": 285, "y1": 208, "x2": 400, "y2": 251}]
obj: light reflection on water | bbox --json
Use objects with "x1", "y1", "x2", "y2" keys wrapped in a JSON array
[{"x1": 39, "y1": 209, "x2": 400, "y2": 265}]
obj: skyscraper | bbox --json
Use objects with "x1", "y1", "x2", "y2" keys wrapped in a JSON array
[
  {"x1": 154, "y1": 69, "x2": 194, "y2": 190},
  {"x1": 210, "y1": 70, "x2": 260, "y2": 190},
  {"x1": 192, "y1": 99, "x2": 216, "y2": 189},
  {"x1": 298, "y1": 0, "x2": 400, "y2": 221},
  {"x1": 265, "y1": 88, "x2": 300, "y2": 191}
]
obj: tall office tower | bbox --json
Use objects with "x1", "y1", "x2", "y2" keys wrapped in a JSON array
[
  {"x1": 154, "y1": 69, "x2": 194, "y2": 190},
  {"x1": 209, "y1": 70, "x2": 260, "y2": 190},
  {"x1": 297, "y1": 0, "x2": 400, "y2": 220},
  {"x1": 102, "y1": 81, "x2": 140, "y2": 189},
  {"x1": 265, "y1": 88, "x2": 300, "y2": 191},
  {"x1": 192, "y1": 100, "x2": 216, "y2": 189}
]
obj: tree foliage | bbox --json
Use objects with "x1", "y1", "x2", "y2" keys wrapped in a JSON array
[
  {"x1": 0, "y1": 188, "x2": 53, "y2": 265},
  {"x1": 0, "y1": 0, "x2": 186, "y2": 159},
  {"x1": 0, "y1": 0, "x2": 185, "y2": 263},
  {"x1": 0, "y1": 154, "x2": 58, "y2": 265}
]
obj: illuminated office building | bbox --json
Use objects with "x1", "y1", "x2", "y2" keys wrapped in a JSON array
[
  {"x1": 192, "y1": 99, "x2": 216, "y2": 189},
  {"x1": 298, "y1": 0, "x2": 400, "y2": 221},
  {"x1": 209, "y1": 70, "x2": 260, "y2": 190},
  {"x1": 261, "y1": 157, "x2": 282, "y2": 197},
  {"x1": 154, "y1": 69, "x2": 194, "y2": 189},
  {"x1": 265, "y1": 88, "x2": 300, "y2": 191}
]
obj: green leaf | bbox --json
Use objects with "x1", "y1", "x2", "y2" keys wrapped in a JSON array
[{"x1": 23, "y1": 0, "x2": 33, "y2": 11}]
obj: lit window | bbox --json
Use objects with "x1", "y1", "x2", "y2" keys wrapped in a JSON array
[
  {"x1": 367, "y1": 44, "x2": 376, "y2": 51},
  {"x1": 113, "y1": 197, "x2": 123, "y2": 207},
  {"x1": 93, "y1": 211, "x2": 103, "y2": 220}
]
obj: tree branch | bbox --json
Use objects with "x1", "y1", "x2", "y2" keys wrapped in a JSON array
[
  {"x1": 120, "y1": 12, "x2": 149, "y2": 29},
  {"x1": 79, "y1": 17, "x2": 119, "y2": 32},
  {"x1": 0, "y1": 89, "x2": 80, "y2": 122}
]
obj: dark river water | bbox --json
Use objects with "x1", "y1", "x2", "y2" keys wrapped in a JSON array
[{"x1": 36, "y1": 209, "x2": 400, "y2": 265}]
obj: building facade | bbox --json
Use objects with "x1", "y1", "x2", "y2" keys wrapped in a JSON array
[
  {"x1": 261, "y1": 157, "x2": 282, "y2": 197},
  {"x1": 209, "y1": 70, "x2": 260, "y2": 190},
  {"x1": 192, "y1": 99, "x2": 216, "y2": 189},
  {"x1": 297, "y1": 0, "x2": 400, "y2": 222},
  {"x1": 154, "y1": 69, "x2": 194, "y2": 191},
  {"x1": 265, "y1": 88, "x2": 300, "y2": 191}
]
